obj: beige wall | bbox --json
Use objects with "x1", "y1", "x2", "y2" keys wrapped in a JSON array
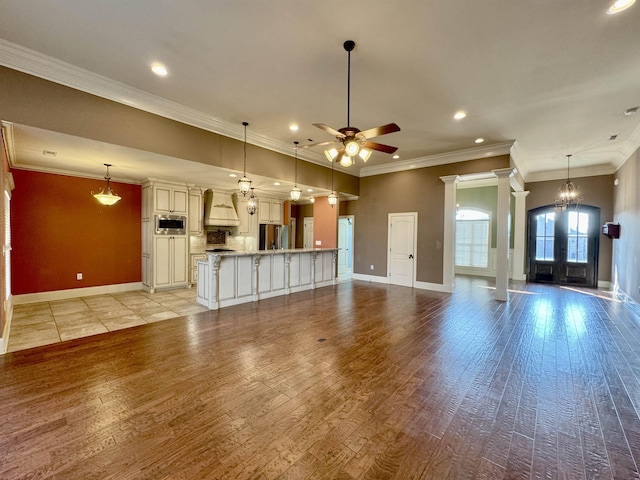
[
  {"x1": 612, "y1": 148, "x2": 640, "y2": 301},
  {"x1": 525, "y1": 174, "x2": 615, "y2": 283},
  {"x1": 0, "y1": 66, "x2": 359, "y2": 196},
  {"x1": 350, "y1": 155, "x2": 511, "y2": 284}
]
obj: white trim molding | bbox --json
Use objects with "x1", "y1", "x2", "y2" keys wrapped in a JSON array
[
  {"x1": 361, "y1": 141, "x2": 514, "y2": 177},
  {"x1": 12, "y1": 282, "x2": 143, "y2": 305}
]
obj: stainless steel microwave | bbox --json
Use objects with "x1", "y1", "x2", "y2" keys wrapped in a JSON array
[{"x1": 155, "y1": 214, "x2": 187, "y2": 235}]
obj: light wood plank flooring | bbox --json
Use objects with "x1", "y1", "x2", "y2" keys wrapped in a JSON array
[{"x1": 2, "y1": 277, "x2": 640, "y2": 479}]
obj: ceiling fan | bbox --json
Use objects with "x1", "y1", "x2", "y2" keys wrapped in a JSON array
[{"x1": 301, "y1": 40, "x2": 400, "y2": 167}]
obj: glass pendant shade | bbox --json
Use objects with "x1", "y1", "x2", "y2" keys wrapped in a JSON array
[
  {"x1": 328, "y1": 192, "x2": 338, "y2": 206},
  {"x1": 344, "y1": 139, "x2": 360, "y2": 157},
  {"x1": 325, "y1": 148, "x2": 339, "y2": 162},
  {"x1": 290, "y1": 186, "x2": 301, "y2": 201},
  {"x1": 238, "y1": 176, "x2": 251, "y2": 196},
  {"x1": 239, "y1": 121, "x2": 252, "y2": 196},
  {"x1": 91, "y1": 164, "x2": 121, "y2": 206},
  {"x1": 339, "y1": 155, "x2": 353, "y2": 167},
  {"x1": 358, "y1": 148, "x2": 372, "y2": 162},
  {"x1": 247, "y1": 188, "x2": 257, "y2": 215}
]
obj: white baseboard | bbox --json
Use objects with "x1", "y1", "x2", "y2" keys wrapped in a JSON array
[
  {"x1": 613, "y1": 288, "x2": 640, "y2": 318},
  {"x1": 414, "y1": 281, "x2": 453, "y2": 293},
  {"x1": 12, "y1": 282, "x2": 144, "y2": 305},
  {"x1": 352, "y1": 273, "x2": 389, "y2": 284},
  {"x1": 598, "y1": 280, "x2": 612, "y2": 290},
  {"x1": 1, "y1": 295, "x2": 13, "y2": 354},
  {"x1": 352, "y1": 274, "x2": 452, "y2": 294}
]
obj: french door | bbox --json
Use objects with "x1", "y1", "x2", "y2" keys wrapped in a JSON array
[{"x1": 528, "y1": 205, "x2": 600, "y2": 287}]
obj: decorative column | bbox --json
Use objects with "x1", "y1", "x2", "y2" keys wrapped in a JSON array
[
  {"x1": 511, "y1": 191, "x2": 530, "y2": 282},
  {"x1": 311, "y1": 250, "x2": 317, "y2": 288},
  {"x1": 252, "y1": 254, "x2": 261, "y2": 301},
  {"x1": 211, "y1": 255, "x2": 222, "y2": 310},
  {"x1": 440, "y1": 175, "x2": 459, "y2": 293},
  {"x1": 284, "y1": 252, "x2": 292, "y2": 294},
  {"x1": 493, "y1": 168, "x2": 515, "y2": 302}
]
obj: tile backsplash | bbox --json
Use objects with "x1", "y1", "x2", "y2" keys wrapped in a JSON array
[{"x1": 206, "y1": 230, "x2": 226, "y2": 245}]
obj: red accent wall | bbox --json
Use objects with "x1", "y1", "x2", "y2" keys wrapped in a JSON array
[
  {"x1": 313, "y1": 196, "x2": 338, "y2": 249},
  {"x1": 11, "y1": 170, "x2": 141, "y2": 294}
]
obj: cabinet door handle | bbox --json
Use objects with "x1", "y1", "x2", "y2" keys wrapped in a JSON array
[{"x1": 409, "y1": 254, "x2": 414, "y2": 259}]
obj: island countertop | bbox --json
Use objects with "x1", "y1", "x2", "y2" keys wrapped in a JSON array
[
  {"x1": 196, "y1": 248, "x2": 337, "y2": 310},
  {"x1": 204, "y1": 248, "x2": 338, "y2": 256}
]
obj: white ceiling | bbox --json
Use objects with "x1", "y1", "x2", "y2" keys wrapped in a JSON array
[{"x1": 1, "y1": 0, "x2": 640, "y2": 191}]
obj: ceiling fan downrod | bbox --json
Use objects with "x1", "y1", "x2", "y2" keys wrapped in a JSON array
[{"x1": 344, "y1": 40, "x2": 355, "y2": 129}]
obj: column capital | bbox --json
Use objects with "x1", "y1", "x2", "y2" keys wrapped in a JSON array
[
  {"x1": 440, "y1": 175, "x2": 460, "y2": 184},
  {"x1": 492, "y1": 168, "x2": 516, "y2": 179},
  {"x1": 512, "y1": 191, "x2": 530, "y2": 198}
]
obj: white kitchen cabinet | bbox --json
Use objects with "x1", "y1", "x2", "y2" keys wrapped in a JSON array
[
  {"x1": 190, "y1": 253, "x2": 206, "y2": 286},
  {"x1": 234, "y1": 194, "x2": 258, "y2": 236},
  {"x1": 258, "y1": 197, "x2": 283, "y2": 224},
  {"x1": 188, "y1": 187, "x2": 203, "y2": 235},
  {"x1": 153, "y1": 236, "x2": 188, "y2": 289},
  {"x1": 154, "y1": 183, "x2": 188, "y2": 214}
]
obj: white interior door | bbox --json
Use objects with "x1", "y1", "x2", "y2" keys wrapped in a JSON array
[
  {"x1": 338, "y1": 216, "x2": 354, "y2": 277},
  {"x1": 388, "y1": 213, "x2": 417, "y2": 287},
  {"x1": 303, "y1": 217, "x2": 314, "y2": 249}
]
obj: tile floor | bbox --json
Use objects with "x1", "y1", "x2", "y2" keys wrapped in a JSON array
[{"x1": 7, "y1": 289, "x2": 208, "y2": 353}]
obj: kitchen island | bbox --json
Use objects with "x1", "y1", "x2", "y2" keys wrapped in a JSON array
[{"x1": 196, "y1": 248, "x2": 338, "y2": 310}]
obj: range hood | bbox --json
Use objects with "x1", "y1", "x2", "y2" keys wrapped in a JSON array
[{"x1": 203, "y1": 189, "x2": 240, "y2": 227}]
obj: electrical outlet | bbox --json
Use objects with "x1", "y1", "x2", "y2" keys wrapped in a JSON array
[
  {"x1": 370, "y1": 265, "x2": 374, "y2": 270},
  {"x1": 315, "y1": 240, "x2": 322, "y2": 246},
  {"x1": 76, "y1": 273, "x2": 83, "y2": 280}
]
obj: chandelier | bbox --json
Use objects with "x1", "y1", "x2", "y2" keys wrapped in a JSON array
[
  {"x1": 238, "y1": 121, "x2": 252, "y2": 196},
  {"x1": 555, "y1": 154, "x2": 582, "y2": 210},
  {"x1": 290, "y1": 141, "x2": 301, "y2": 201},
  {"x1": 91, "y1": 164, "x2": 121, "y2": 206}
]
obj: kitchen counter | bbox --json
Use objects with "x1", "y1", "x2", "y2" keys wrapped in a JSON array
[{"x1": 196, "y1": 248, "x2": 338, "y2": 310}]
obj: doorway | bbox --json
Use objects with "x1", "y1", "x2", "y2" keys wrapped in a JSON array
[
  {"x1": 338, "y1": 216, "x2": 354, "y2": 278},
  {"x1": 303, "y1": 217, "x2": 314, "y2": 249},
  {"x1": 388, "y1": 212, "x2": 417, "y2": 287},
  {"x1": 528, "y1": 205, "x2": 600, "y2": 287}
]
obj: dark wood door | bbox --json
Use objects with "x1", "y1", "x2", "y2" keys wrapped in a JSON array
[{"x1": 528, "y1": 205, "x2": 600, "y2": 287}]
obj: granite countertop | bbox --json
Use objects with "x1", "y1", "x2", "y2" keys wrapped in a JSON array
[{"x1": 202, "y1": 248, "x2": 337, "y2": 257}]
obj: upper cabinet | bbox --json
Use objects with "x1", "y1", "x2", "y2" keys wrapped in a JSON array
[
  {"x1": 154, "y1": 182, "x2": 188, "y2": 214},
  {"x1": 258, "y1": 197, "x2": 283, "y2": 225},
  {"x1": 188, "y1": 187, "x2": 204, "y2": 235}
]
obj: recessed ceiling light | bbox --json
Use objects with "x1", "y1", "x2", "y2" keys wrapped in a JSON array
[
  {"x1": 307, "y1": 188, "x2": 313, "y2": 192},
  {"x1": 151, "y1": 62, "x2": 168, "y2": 77},
  {"x1": 393, "y1": 154, "x2": 400, "y2": 159},
  {"x1": 624, "y1": 106, "x2": 639, "y2": 115},
  {"x1": 289, "y1": 124, "x2": 299, "y2": 131},
  {"x1": 454, "y1": 111, "x2": 467, "y2": 120},
  {"x1": 274, "y1": 182, "x2": 281, "y2": 186},
  {"x1": 475, "y1": 138, "x2": 485, "y2": 144},
  {"x1": 608, "y1": 0, "x2": 635, "y2": 14},
  {"x1": 228, "y1": 173, "x2": 237, "y2": 178}
]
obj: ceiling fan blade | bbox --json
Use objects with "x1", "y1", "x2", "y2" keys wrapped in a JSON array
[
  {"x1": 362, "y1": 140, "x2": 398, "y2": 154},
  {"x1": 313, "y1": 123, "x2": 345, "y2": 138},
  {"x1": 298, "y1": 140, "x2": 338, "y2": 149},
  {"x1": 357, "y1": 123, "x2": 401, "y2": 139}
]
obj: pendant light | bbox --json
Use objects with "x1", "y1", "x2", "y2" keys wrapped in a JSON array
[
  {"x1": 91, "y1": 163, "x2": 121, "y2": 206},
  {"x1": 238, "y1": 121, "x2": 252, "y2": 196},
  {"x1": 290, "y1": 141, "x2": 302, "y2": 201},
  {"x1": 555, "y1": 154, "x2": 582, "y2": 210},
  {"x1": 328, "y1": 160, "x2": 338, "y2": 207},
  {"x1": 247, "y1": 187, "x2": 257, "y2": 215}
]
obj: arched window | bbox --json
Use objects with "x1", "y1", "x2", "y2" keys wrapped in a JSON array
[{"x1": 455, "y1": 208, "x2": 490, "y2": 268}]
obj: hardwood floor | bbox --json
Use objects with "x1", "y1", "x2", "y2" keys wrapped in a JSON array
[{"x1": 2, "y1": 277, "x2": 640, "y2": 479}]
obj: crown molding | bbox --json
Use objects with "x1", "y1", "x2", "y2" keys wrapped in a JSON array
[
  {"x1": 525, "y1": 163, "x2": 616, "y2": 183},
  {"x1": 0, "y1": 39, "x2": 331, "y2": 170},
  {"x1": 359, "y1": 141, "x2": 515, "y2": 177}
]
